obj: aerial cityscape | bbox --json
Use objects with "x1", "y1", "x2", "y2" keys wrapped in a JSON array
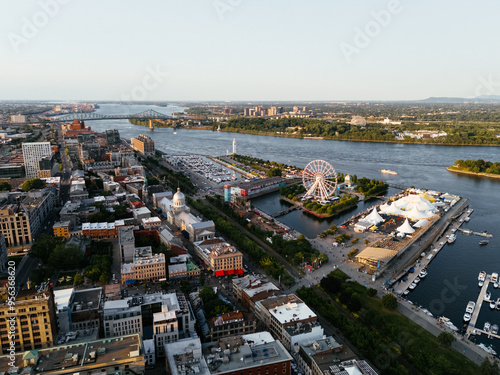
[{"x1": 1, "y1": 1, "x2": 500, "y2": 375}]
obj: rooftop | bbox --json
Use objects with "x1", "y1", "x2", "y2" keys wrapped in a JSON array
[
  {"x1": 0, "y1": 334, "x2": 143, "y2": 374},
  {"x1": 203, "y1": 332, "x2": 292, "y2": 374},
  {"x1": 70, "y1": 287, "x2": 102, "y2": 313}
]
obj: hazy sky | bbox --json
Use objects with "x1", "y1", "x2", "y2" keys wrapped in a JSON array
[{"x1": 1, "y1": 0, "x2": 499, "y2": 101}]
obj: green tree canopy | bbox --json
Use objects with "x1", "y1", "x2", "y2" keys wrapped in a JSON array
[
  {"x1": 22, "y1": 178, "x2": 46, "y2": 191},
  {"x1": 382, "y1": 293, "x2": 398, "y2": 310},
  {"x1": 437, "y1": 332, "x2": 456, "y2": 347},
  {"x1": 29, "y1": 234, "x2": 63, "y2": 264},
  {"x1": 0, "y1": 182, "x2": 11, "y2": 191}
]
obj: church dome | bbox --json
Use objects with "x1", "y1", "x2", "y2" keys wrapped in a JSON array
[{"x1": 173, "y1": 188, "x2": 185, "y2": 208}]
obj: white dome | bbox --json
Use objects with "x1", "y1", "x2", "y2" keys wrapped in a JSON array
[{"x1": 173, "y1": 188, "x2": 185, "y2": 208}]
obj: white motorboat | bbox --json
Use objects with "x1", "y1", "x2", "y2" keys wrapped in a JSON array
[
  {"x1": 419, "y1": 268, "x2": 428, "y2": 278},
  {"x1": 463, "y1": 312, "x2": 472, "y2": 322},
  {"x1": 381, "y1": 169, "x2": 397, "y2": 175},
  {"x1": 492, "y1": 273, "x2": 498, "y2": 285},
  {"x1": 485, "y1": 291, "x2": 492, "y2": 301},
  {"x1": 444, "y1": 321, "x2": 458, "y2": 331},
  {"x1": 491, "y1": 300, "x2": 497, "y2": 309},
  {"x1": 478, "y1": 271, "x2": 486, "y2": 281},
  {"x1": 496, "y1": 298, "x2": 500, "y2": 310},
  {"x1": 479, "y1": 280, "x2": 484, "y2": 287},
  {"x1": 421, "y1": 308, "x2": 433, "y2": 317},
  {"x1": 447, "y1": 234, "x2": 456, "y2": 244},
  {"x1": 492, "y1": 324, "x2": 499, "y2": 335},
  {"x1": 409, "y1": 282, "x2": 417, "y2": 290},
  {"x1": 484, "y1": 322, "x2": 491, "y2": 332},
  {"x1": 464, "y1": 216, "x2": 470, "y2": 222},
  {"x1": 403, "y1": 289, "x2": 410, "y2": 295},
  {"x1": 478, "y1": 343, "x2": 497, "y2": 356},
  {"x1": 414, "y1": 277, "x2": 421, "y2": 284},
  {"x1": 466, "y1": 301, "x2": 476, "y2": 314}
]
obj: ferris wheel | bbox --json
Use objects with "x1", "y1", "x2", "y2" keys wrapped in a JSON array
[{"x1": 302, "y1": 160, "x2": 338, "y2": 201}]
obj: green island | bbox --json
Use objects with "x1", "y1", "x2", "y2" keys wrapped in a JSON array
[
  {"x1": 447, "y1": 159, "x2": 500, "y2": 179},
  {"x1": 211, "y1": 117, "x2": 500, "y2": 146},
  {"x1": 297, "y1": 269, "x2": 484, "y2": 375}
]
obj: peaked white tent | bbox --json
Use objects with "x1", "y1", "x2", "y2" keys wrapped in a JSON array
[
  {"x1": 365, "y1": 208, "x2": 384, "y2": 225},
  {"x1": 397, "y1": 218, "x2": 415, "y2": 234},
  {"x1": 379, "y1": 202, "x2": 402, "y2": 215}
]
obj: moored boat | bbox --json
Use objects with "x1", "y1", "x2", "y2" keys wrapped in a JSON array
[
  {"x1": 419, "y1": 268, "x2": 428, "y2": 278},
  {"x1": 484, "y1": 321, "x2": 491, "y2": 332},
  {"x1": 447, "y1": 234, "x2": 456, "y2": 244},
  {"x1": 408, "y1": 282, "x2": 417, "y2": 290},
  {"x1": 381, "y1": 169, "x2": 397, "y2": 175},
  {"x1": 492, "y1": 324, "x2": 499, "y2": 335},
  {"x1": 463, "y1": 312, "x2": 472, "y2": 322},
  {"x1": 496, "y1": 298, "x2": 500, "y2": 310},
  {"x1": 485, "y1": 291, "x2": 491, "y2": 301},
  {"x1": 490, "y1": 300, "x2": 497, "y2": 309},
  {"x1": 479, "y1": 280, "x2": 484, "y2": 287},
  {"x1": 478, "y1": 271, "x2": 486, "y2": 281},
  {"x1": 466, "y1": 301, "x2": 476, "y2": 314}
]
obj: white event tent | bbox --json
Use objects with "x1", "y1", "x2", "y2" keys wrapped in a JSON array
[
  {"x1": 397, "y1": 218, "x2": 415, "y2": 234},
  {"x1": 365, "y1": 208, "x2": 384, "y2": 225}
]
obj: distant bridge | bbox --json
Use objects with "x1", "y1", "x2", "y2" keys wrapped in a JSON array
[{"x1": 2, "y1": 109, "x2": 172, "y2": 126}]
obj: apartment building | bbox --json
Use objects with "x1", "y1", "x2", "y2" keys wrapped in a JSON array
[
  {"x1": 0, "y1": 189, "x2": 54, "y2": 248},
  {"x1": 121, "y1": 246, "x2": 166, "y2": 285},
  {"x1": 193, "y1": 238, "x2": 243, "y2": 277},
  {"x1": 22, "y1": 142, "x2": 52, "y2": 178},
  {"x1": 131, "y1": 134, "x2": 155, "y2": 155},
  {"x1": 0, "y1": 284, "x2": 58, "y2": 355}
]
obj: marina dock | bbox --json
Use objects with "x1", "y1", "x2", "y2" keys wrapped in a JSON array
[
  {"x1": 391, "y1": 207, "x2": 473, "y2": 289},
  {"x1": 465, "y1": 274, "x2": 491, "y2": 339},
  {"x1": 457, "y1": 228, "x2": 493, "y2": 238}
]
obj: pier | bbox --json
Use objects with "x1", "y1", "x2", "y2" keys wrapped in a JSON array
[
  {"x1": 466, "y1": 274, "x2": 491, "y2": 339},
  {"x1": 457, "y1": 228, "x2": 493, "y2": 238},
  {"x1": 389, "y1": 204, "x2": 472, "y2": 287},
  {"x1": 271, "y1": 205, "x2": 301, "y2": 218}
]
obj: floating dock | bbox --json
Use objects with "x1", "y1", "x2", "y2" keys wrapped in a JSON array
[
  {"x1": 466, "y1": 274, "x2": 491, "y2": 339},
  {"x1": 457, "y1": 228, "x2": 493, "y2": 238}
]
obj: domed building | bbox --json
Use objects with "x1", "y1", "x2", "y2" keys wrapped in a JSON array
[{"x1": 159, "y1": 188, "x2": 215, "y2": 242}]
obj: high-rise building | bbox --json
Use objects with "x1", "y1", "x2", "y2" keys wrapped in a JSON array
[
  {"x1": 0, "y1": 189, "x2": 54, "y2": 248},
  {"x1": 131, "y1": 134, "x2": 155, "y2": 155},
  {"x1": 22, "y1": 142, "x2": 52, "y2": 178},
  {"x1": 0, "y1": 284, "x2": 58, "y2": 355}
]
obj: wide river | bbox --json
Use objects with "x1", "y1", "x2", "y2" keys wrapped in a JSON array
[{"x1": 90, "y1": 104, "x2": 500, "y2": 346}]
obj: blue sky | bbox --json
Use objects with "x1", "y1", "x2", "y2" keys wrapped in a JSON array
[{"x1": 1, "y1": 0, "x2": 499, "y2": 101}]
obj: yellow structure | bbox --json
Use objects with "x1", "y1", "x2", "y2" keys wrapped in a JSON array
[
  {"x1": 52, "y1": 221, "x2": 70, "y2": 238},
  {"x1": 131, "y1": 134, "x2": 155, "y2": 156},
  {"x1": 0, "y1": 286, "x2": 57, "y2": 355}
]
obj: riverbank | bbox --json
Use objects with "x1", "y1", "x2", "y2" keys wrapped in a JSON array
[
  {"x1": 447, "y1": 166, "x2": 500, "y2": 179},
  {"x1": 213, "y1": 127, "x2": 500, "y2": 146}
]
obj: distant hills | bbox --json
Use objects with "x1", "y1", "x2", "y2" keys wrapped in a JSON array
[{"x1": 420, "y1": 95, "x2": 500, "y2": 103}]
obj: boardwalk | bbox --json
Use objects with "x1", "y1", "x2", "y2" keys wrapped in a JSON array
[{"x1": 466, "y1": 274, "x2": 491, "y2": 338}]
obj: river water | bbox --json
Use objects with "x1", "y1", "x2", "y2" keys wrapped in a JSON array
[{"x1": 90, "y1": 104, "x2": 500, "y2": 347}]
